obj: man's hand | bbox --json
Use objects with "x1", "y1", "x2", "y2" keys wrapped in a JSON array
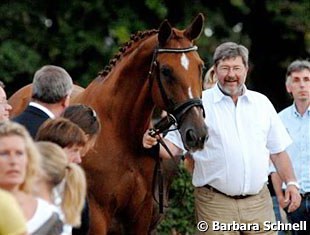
[
  {"x1": 284, "y1": 185, "x2": 301, "y2": 213},
  {"x1": 143, "y1": 129, "x2": 159, "y2": 149},
  {"x1": 277, "y1": 193, "x2": 288, "y2": 209}
]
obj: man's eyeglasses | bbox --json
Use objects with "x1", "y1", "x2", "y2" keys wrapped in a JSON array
[{"x1": 217, "y1": 66, "x2": 244, "y2": 75}]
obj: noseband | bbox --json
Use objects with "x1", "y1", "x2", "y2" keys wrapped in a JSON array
[{"x1": 148, "y1": 45, "x2": 205, "y2": 129}]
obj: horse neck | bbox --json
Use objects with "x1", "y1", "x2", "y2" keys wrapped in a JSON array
[{"x1": 85, "y1": 34, "x2": 157, "y2": 138}]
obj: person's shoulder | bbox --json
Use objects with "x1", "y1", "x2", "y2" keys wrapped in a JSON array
[
  {"x1": 37, "y1": 197, "x2": 58, "y2": 212},
  {"x1": 245, "y1": 89, "x2": 273, "y2": 106},
  {"x1": 246, "y1": 89, "x2": 268, "y2": 100},
  {"x1": 202, "y1": 86, "x2": 216, "y2": 99},
  {"x1": 0, "y1": 189, "x2": 27, "y2": 234},
  {"x1": 278, "y1": 105, "x2": 292, "y2": 117},
  {"x1": 14, "y1": 105, "x2": 49, "y2": 120},
  {"x1": 202, "y1": 87, "x2": 213, "y2": 95},
  {"x1": 0, "y1": 189, "x2": 16, "y2": 204}
]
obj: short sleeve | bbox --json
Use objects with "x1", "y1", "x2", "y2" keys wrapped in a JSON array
[{"x1": 266, "y1": 99, "x2": 292, "y2": 154}]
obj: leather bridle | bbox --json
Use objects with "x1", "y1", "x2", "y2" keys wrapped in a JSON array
[{"x1": 148, "y1": 45, "x2": 205, "y2": 130}]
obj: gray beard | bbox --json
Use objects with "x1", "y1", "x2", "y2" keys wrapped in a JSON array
[{"x1": 217, "y1": 83, "x2": 244, "y2": 96}]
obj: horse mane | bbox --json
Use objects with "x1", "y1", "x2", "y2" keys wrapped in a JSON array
[{"x1": 98, "y1": 29, "x2": 158, "y2": 78}]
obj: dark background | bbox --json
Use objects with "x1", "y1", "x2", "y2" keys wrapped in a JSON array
[{"x1": 0, "y1": 0, "x2": 309, "y2": 111}]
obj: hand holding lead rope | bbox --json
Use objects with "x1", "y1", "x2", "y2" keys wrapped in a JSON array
[{"x1": 143, "y1": 113, "x2": 176, "y2": 148}]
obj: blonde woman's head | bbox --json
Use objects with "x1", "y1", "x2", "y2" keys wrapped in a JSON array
[{"x1": 0, "y1": 121, "x2": 40, "y2": 193}]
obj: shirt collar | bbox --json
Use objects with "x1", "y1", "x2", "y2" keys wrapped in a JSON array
[
  {"x1": 29, "y1": 102, "x2": 55, "y2": 119},
  {"x1": 291, "y1": 102, "x2": 310, "y2": 117},
  {"x1": 213, "y1": 83, "x2": 252, "y2": 103}
]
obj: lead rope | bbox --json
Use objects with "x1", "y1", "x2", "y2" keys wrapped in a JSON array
[
  {"x1": 149, "y1": 115, "x2": 187, "y2": 214},
  {"x1": 151, "y1": 132, "x2": 188, "y2": 214}
]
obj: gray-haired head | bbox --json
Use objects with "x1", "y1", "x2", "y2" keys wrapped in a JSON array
[
  {"x1": 213, "y1": 42, "x2": 249, "y2": 68},
  {"x1": 32, "y1": 65, "x2": 73, "y2": 103},
  {"x1": 286, "y1": 60, "x2": 310, "y2": 84}
]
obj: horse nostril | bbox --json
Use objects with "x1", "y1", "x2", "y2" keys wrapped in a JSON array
[
  {"x1": 186, "y1": 129, "x2": 197, "y2": 148},
  {"x1": 185, "y1": 129, "x2": 208, "y2": 149},
  {"x1": 198, "y1": 135, "x2": 207, "y2": 149},
  {"x1": 199, "y1": 136, "x2": 205, "y2": 144}
]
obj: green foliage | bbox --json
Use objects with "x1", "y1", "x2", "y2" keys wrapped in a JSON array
[
  {"x1": 1, "y1": 1, "x2": 309, "y2": 108},
  {"x1": 267, "y1": 0, "x2": 309, "y2": 34},
  {"x1": 0, "y1": 40, "x2": 41, "y2": 82},
  {"x1": 145, "y1": 0, "x2": 168, "y2": 19},
  {"x1": 157, "y1": 164, "x2": 196, "y2": 235}
]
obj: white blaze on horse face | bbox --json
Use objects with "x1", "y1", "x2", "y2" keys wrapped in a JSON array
[
  {"x1": 181, "y1": 53, "x2": 189, "y2": 70},
  {"x1": 188, "y1": 87, "x2": 194, "y2": 98}
]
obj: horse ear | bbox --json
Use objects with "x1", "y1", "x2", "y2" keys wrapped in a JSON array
[
  {"x1": 184, "y1": 13, "x2": 205, "y2": 41},
  {"x1": 158, "y1": 19, "x2": 172, "y2": 47}
]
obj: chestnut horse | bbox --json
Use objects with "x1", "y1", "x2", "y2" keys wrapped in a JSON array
[{"x1": 9, "y1": 13, "x2": 208, "y2": 234}]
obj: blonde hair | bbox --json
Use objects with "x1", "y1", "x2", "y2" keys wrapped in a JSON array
[
  {"x1": 203, "y1": 66, "x2": 217, "y2": 90},
  {"x1": 36, "y1": 141, "x2": 87, "y2": 226},
  {"x1": 0, "y1": 121, "x2": 40, "y2": 193}
]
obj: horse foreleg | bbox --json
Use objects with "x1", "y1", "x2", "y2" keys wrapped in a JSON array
[
  {"x1": 125, "y1": 196, "x2": 154, "y2": 235},
  {"x1": 88, "y1": 196, "x2": 109, "y2": 235}
]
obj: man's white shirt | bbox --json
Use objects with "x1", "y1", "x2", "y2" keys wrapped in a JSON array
[{"x1": 165, "y1": 84, "x2": 292, "y2": 196}]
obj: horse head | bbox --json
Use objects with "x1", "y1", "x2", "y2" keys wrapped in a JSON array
[{"x1": 150, "y1": 13, "x2": 208, "y2": 151}]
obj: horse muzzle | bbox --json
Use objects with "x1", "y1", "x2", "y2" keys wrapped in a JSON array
[
  {"x1": 178, "y1": 107, "x2": 208, "y2": 151},
  {"x1": 185, "y1": 127, "x2": 208, "y2": 150}
]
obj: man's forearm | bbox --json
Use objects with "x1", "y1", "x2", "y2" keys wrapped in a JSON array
[
  {"x1": 271, "y1": 172, "x2": 286, "y2": 208},
  {"x1": 270, "y1": 151, "x2": 297, "y2": 184},
  {"x1": 271, "y1": 172, "x2": 284, "y2": 196}
]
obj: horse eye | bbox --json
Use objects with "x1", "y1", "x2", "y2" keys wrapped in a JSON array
[{"x1": 161, "y1": 66, "x2": 172, "y2": 77}]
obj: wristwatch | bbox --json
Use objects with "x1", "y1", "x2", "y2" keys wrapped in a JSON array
[{"x1": 286, "y1": 181, "x2": 300, "y2": 190}]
